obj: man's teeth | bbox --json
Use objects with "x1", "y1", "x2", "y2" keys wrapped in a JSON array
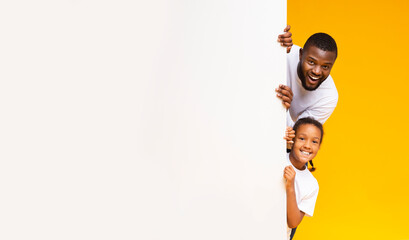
[
  {"x1": 301, "y1": 150, "x2": 311, "y2": 156},
  {"x1": 309, "y1": 75, "x2": 319, "y2": 80}
]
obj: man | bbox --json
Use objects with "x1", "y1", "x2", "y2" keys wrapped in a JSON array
[
  {"x1": 277, "y1": 29, "x2": 338, "y2": 240},
  {"x1": 277, "y1": 29, "x2": 338, "y2": 127}
]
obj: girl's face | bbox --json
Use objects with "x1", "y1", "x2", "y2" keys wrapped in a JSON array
[{"x1": 290, "y1": 124, "x2": 322, "y2": 169}]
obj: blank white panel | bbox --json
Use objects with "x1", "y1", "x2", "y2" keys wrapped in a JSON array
[{"x1": 0, "y1": 1, "x2": 287, "y2": 239}]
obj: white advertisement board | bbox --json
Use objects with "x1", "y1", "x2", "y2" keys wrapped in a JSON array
[{"x1": 0, "y1": 1, "x2": 287, "y2": 239}]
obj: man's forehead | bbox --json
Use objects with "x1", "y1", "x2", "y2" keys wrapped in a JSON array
[{"x1": 304, "y1": 46, "x2": 336, "y2": 62}]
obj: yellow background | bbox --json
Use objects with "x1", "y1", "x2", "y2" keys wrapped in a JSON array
[{"x1": 288, "y1": 0, "x2": 409, "y2": 239}]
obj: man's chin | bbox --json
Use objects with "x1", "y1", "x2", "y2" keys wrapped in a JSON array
[{"x1": 301, "y1": 82, "x2": 319, "y2": 91}]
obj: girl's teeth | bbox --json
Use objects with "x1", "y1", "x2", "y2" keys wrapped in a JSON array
[{"x1": 301, "y1": 151, "x2": 310, "y2": 155}]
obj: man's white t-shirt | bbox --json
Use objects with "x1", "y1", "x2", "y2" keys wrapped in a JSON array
[
  {"x1": 286, "y1": 45, "x2": 338, "y2": 126},
  {"x1": 286, "y1": 153, "x2": 319, "y2": 239}
]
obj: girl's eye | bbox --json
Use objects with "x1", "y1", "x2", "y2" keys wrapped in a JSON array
[
  {"x1": 299, "y1": 137, "x2": 305, "y2": 141},
  {"x1": 313, "y1": 141, "x2": 318, "y2": 144}
]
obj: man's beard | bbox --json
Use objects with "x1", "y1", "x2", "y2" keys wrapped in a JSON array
[
  {"x1": 300, "y1": 77, "x2": 323, "y2": 91},
  {"x1": 297, "y1": 63, "x2": 324, "y2": 91}
]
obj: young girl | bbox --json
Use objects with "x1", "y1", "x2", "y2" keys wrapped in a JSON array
[{"x1": 284, "y1": 117, "x2": 323, "y2": 240}]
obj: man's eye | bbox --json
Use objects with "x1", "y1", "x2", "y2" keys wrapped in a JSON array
[
  {"x1": 308, "y1": 61, "x2": 314, "y2": 65},
  {"x1": 322, "y1": 66, "x2": 329, "y2": 70}
]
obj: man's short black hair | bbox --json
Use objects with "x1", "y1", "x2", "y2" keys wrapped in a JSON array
[{"x1": 303, "y1": 33, "x2": 337, "y2": 58}]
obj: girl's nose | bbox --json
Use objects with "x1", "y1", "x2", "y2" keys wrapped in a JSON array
[{"x1": 303, "y1": 141, "x2": 312, "y2": 149}]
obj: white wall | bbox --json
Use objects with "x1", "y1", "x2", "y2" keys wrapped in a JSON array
[{"x1": 0, "y1": 1, "x2": 287, "y2": 239}]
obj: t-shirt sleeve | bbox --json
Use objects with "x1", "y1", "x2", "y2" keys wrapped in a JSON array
[{"x1": 298, "y1": 187, "x2": 319, "y2": 217}]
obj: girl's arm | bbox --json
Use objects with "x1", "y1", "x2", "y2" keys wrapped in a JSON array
[{"x1": 284, "y1": 166, "x2": 305, "y2": 228}]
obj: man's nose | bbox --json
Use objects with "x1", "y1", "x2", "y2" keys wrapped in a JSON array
[{"x1": 312, "y1": 66, "x2": 321, "y2": 76}]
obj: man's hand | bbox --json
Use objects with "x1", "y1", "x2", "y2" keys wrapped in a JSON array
[
  {"x1": 277, "y1": 25, "x2": 293, "y2": 53},
  {"x1": 276, "y1": 84, "x2": 293, "y2": 110},
  {"x1": 284, "y1": 126, "x2": 295, "y2": 150},
  {"x1": 284, "y1": 165, "x2": 296, "y2": 190}
]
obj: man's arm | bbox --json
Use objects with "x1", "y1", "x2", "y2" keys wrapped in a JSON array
[
  {"x1": 284, "y1": 166, "x2": 305, "y2": 228},
  {"x1": 276, "y1": 25, "x2": 294, "y2": 109}
]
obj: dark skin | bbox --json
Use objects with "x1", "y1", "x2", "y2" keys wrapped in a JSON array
[
  {"x1": 284, "y1": 124, "x2": 322, "y2": 228},
  {"x1": 297, "y1": 46, "x2": 337, "y2": 91},
  {"x1": 276, "y1": 30, "x2": 337, "y2": 109},
  {"x1": 276, "y1": 25, "x2": 293, "y2": 110},
  {"x1": 277, "y1": 25, "x2": 293, "y2": 53},
  {"x1": 284, "y1": 165, "x2": 305, "y2": 228},
  {"x1": 276, "y1": 84, "x2": 293, "y2": 110},
  {"x1": 284, "y1": 126, "x2": 295, "y2": 149}
]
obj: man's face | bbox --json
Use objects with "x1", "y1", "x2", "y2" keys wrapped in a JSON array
[{"x1": 297, "y1": 46, "x2": 337, "y2": 91}]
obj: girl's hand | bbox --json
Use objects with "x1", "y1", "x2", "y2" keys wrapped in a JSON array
[
  {"x1": 284, "y1": 165, "x2": 296, "y2": 190},
  {"x1": 284, "y1": 126, "x2": 295, "y2": 149}
]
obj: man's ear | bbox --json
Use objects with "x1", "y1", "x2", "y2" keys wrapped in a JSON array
[{"x1": 299, "y1": 48, "x2": 303, "y2": 61}]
